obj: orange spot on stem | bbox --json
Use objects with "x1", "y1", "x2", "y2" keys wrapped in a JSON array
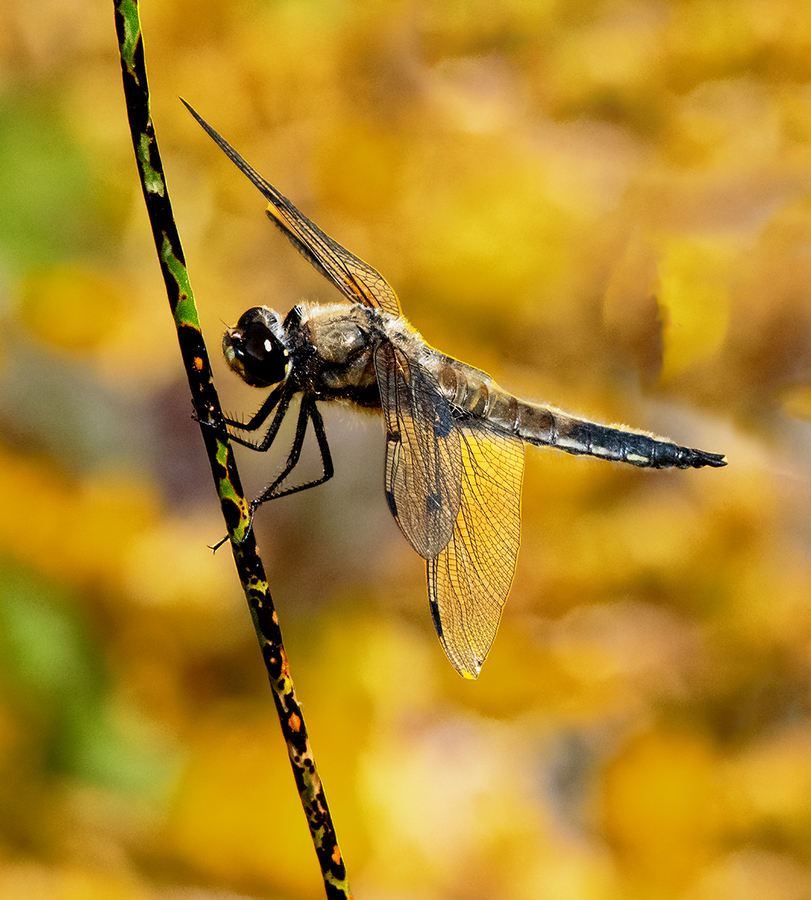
[{"x1": 279, "y1": 647, "x2": 291, "y2": 679}]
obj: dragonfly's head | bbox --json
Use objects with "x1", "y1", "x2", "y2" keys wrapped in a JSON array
[{"x1": 222, "y1": 306, "x2": 289, "y2": 388}]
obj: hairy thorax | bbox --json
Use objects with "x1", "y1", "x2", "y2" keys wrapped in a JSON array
[{"x1": 292, "y1": 303, "x2": 387, "y2": 406}]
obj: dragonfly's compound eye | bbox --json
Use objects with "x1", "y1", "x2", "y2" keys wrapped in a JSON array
[{"x1": 223, "y1": 307, "x2": 288, "y2": 388}]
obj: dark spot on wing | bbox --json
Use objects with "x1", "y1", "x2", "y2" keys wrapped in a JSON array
[
  {"x1": 385, "y1": 490, "x2": 398, "y2": 518},
  {"x1": 384, "y1": 428, "x2": 401, "y2": 518},
  {"x1": 432, "y1": 403, "x2": 455, "y2": 439},
  {"x1": 429, "y1": 596, "x2": 444, "y2": 638},
  {"x1": 426, "y1": 491, "x2": 442, "y2": 513}
]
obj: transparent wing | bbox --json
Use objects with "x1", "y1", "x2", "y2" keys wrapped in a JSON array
[
  {"x1": 427, "y1": 422, "x2": 525, "y2": 679},
  {"x1": 184, "y1": 101, "x2": 402, "y2": 317},
  {"x1": 375, "y1": 342, "x2": 463, "y2": 559}
]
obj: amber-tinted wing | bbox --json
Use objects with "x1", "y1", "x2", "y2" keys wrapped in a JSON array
[
  {"x1": 184, "y1": 101, "x2": 402, "y2": 317},
  {"x1": 427, "y1": 421, "x2": 524, "y2": 679},
  {"x1": 375, "y1": 342, "x2": 463, "y2": 560}
]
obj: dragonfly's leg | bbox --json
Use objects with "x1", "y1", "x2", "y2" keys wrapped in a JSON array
[
  {"x1": 303, "y1": 400, "x2": 335, "y2": 486},
  {"x1": 224, "y1": 384, "x2": 285, "y2": 435},
  {"x1": 198, "y1": 384, "x2": 288, "y2": 449},
  {"x1": 225, "y1": 388, "x2": 295, "y2": 452},
  {"x1": 250, "y1": 397, "x2": 335, "y2": 513}
]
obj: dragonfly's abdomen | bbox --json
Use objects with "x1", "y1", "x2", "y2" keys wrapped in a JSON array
[
  {"x1": 435, "y1": 358, "x2": 725, "y2": 470},
  {"x1": 524, "y1": 406, "x2": 725, "y2": 468},
  {"x1": 508, "y1": 395, "x2": 725, "y2": 469}
]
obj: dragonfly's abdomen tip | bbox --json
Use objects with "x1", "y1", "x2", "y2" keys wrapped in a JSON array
[{"x1": 691, "y1": 450, "x2": 727, "y2": 468}]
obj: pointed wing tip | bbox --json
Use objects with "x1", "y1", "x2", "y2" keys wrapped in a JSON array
[
  {"x1": 180, "y1": 97, "x2": 200, "y2": 120},
  {"x1": 450, "y1": 653, "x2": 483, "y2": 679}
]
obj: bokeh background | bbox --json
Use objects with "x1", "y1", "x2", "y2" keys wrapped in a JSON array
[{"x1": 2, "y1": 1, "x2": 811, "y2": 898}]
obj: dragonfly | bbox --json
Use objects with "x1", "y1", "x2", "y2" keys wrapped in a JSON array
[{"x1": 184, "y1": 101, "x2": 726, "y2": 679}]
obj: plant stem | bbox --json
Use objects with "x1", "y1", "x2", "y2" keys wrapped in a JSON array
[{"x1": 113, "y1": 2, "x2": 351, "y2": 895}]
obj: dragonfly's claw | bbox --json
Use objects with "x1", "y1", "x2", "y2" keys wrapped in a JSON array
[{"x1": 192, "y1": 410, "x2": 227, "y2": 432}]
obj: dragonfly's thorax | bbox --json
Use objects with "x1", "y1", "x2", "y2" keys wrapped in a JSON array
[{"x1": 285, "y1": 302, "x2": 391, "y2": 407}]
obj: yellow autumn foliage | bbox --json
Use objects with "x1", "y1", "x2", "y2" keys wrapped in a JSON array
[{"x1": 0, "y1": 1, "x2": 809, "y2": 898}]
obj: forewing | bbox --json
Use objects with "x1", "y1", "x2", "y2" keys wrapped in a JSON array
[
  {"x1": 375, "y1": 343, "x2": 463, "y2": 559},
  {"x1": 261, "y1": 202, "x2": 402, "y2": 319},
  {"x1": 184, "y1": 101, "x2": 402, "y2": 317},
  {"x1": 427, "y1": 422, "x2": 524, "y2": 679}
]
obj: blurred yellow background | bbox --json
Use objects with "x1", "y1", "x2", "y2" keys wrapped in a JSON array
[{"x1": 1, "y1": 1, "x2": 811, "y2": 897}]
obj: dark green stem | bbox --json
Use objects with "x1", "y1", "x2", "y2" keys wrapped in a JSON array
[{"x1": 113, "y1": 2, "x2": 351, "y2": 896}]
